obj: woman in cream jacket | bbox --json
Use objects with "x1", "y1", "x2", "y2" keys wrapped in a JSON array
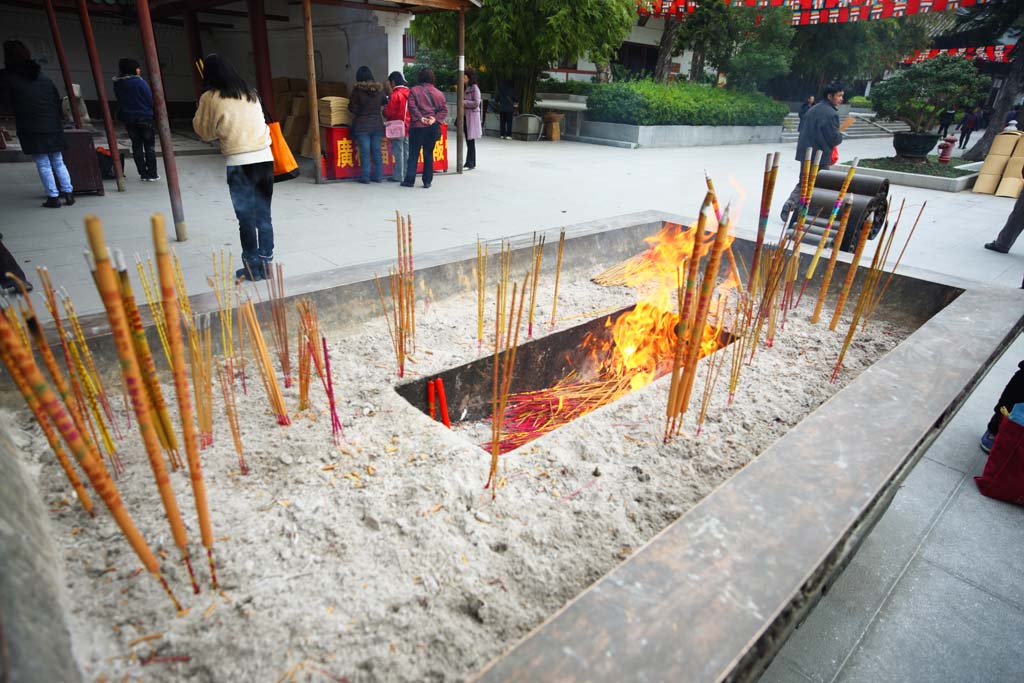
[{"x1": 193, "y1": 54, "x2": 274, "y2": 281}]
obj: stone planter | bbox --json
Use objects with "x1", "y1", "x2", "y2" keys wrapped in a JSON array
[
  {"x1": 578, "y1": 120, "x2": 782, "y2": 148},
  {"x1": 832, "y1": 162, "x2": 978, "y2": 193},
  {"x1": 892, "y1": 132, "x2": 940, "y2": 159}
]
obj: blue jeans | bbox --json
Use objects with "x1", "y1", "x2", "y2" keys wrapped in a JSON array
[
  {"x1": 355, "y1": 131, "x2": 383, "y2": 182},
  {"x1": 226, "y1": 161, "x2": 274, "y2": 267},
  {"x1": 389, "y1": 136, "x2": 408, "y2": 182},
  {"x1": 33, "y1": 152, "x2": 73, "y2": 198}
]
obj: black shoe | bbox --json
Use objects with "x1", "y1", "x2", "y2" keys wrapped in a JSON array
[
  {"x1": 42, "y1": 197, "x2": 62, "y2": 208},
  {"x1": 464, "y1": 164, "x2": 475, "y2": 170},
  {"x1": 371, "y1": 178, "x2": 383, "y2": 183},
  {"x1": 423, "y1": 182, "x2": 431, "y2": 189},
  {"x1": 400, "y1": 181, "x2": 415, "y2": 187},
  {"x1": 357, "y1": 178, "x2": 370, "y2": 184},
  {"x1": 984, "y1": 241, "x2": 1010, "y2": 253},
  {"x1": 235, "y1": 263, "x2": 267, "y2": 282},
  {"x1": 387, "y1": 177, "x2": 399, "y2": 182},
  {"x1": 63, "y1": 192, "x2": 75, "y2": 206}
]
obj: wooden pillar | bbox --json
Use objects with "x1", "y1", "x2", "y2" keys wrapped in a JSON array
[
  {"x1": 183, "y1": 10, "x2": 204, "y2": 102},
  {"x1": 43, "y1": 0, "x2": 81, "y2": 128},
  {"x1": 456, "y1": 9, "x2": 465, "y2": 174},
  {"x1": 136, "y1": 0, "x2": 187, "y2": 241},
  {"x1": 75, "y1": 0, "x2": 125, "y2": 191},
  {"x1": 246, "y1": 0, "x2": 275, "y2": 117},
  {"x1": 302, "y1": 0, "x2": 321, "y2": 183}
]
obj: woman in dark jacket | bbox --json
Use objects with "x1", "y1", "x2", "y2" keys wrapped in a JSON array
[
  {"x1": 403, "y1": 68, "x2": 448, "y2": 189},
  {"x1": 348, "y1": 66, "x2": 386, "y2": 184},
  {"x1": 0, "y1": 40, "x2": 74, "y2": 207},
  {"x1": 113, "y1": 57, "x2": 158, "y2": 181}
]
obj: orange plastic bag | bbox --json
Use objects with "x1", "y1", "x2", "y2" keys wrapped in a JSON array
[{"x1": 269, "y1": 121, "x2": 299, "y2": 183}]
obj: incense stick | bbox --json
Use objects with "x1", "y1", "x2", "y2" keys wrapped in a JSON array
[
  {"x1": 526, "y1": 233, "x2": 545, "y2": 337},
  {"x1": 549, "y1": 228, "x2": 566, "y2": 329}
]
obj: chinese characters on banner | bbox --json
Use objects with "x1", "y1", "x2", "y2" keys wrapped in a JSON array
[
  {"x1": 323, "y1": 124, "x2": 449, "y2": 181},
  {"x1": 636, "y1": 0, "x2": 991, "y2": 25},
  {"x1": 903, "y1": 44, "x2": 1015, "y2": 64}
]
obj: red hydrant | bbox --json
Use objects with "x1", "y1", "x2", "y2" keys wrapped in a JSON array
[{"x1": 937, "y1": 135, "x2": 957, "y2": 164}]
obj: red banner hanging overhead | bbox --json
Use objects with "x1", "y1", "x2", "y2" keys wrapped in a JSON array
[
  {"x1": 637, "y1": 0, "x2": 991, "y2": 25},
  {"x1": 903, "y1": 44, "x2": 1015, "y2": 64}
]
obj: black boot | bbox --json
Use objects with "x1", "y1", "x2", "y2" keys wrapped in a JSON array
[
  {"x1": 63, "y1": 192, "x2": 75, "y2": 206},
  {"x1": 42, "y1": 196, "x2": 61, "y2": 208},
  {"x1": 235, "y1": 261, "x2": 266, "y2": 282}
]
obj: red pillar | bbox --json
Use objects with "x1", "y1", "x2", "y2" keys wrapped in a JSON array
[
  {"x1": 43, "y1": 0, "x2": 81, "y2": 128},
  {"x1": 246, "y1": 0, "x2": 275, "y2": 117},
  {"x1": 183, "y1": 10, "x2": 204, "y2": 102},
  {"x1": 76, "y1": 0, "x2": 125, "y2": 191},
  {"x1": 136, "y1": 0, "x2": 187, "y2": 241}
]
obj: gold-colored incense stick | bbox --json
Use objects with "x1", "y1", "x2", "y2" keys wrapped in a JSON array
[
  {"x1": 134, "y1": 253, "x2": 173, "y2": 369},
  {"x1": 810, "y1": 198, "x2": 854, "y2": 325},
  {"x1": 829, "y1": 213, "x2": 874, "y2": 331},
  {"x1": 240, "y1": 299, "x2": 290, "y2": 425},
  {"x1": 526, "y1": 233, "x2": 545, "y2": 337},
  {"x1": 549, "y1": 228, "x2": 566, "y2": 329},
  {"x1": 476, "y1": 238, "x2": 488, "y2": 347}
]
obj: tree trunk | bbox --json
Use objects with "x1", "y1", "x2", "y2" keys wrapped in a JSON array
[
  {"x1": 654, "y1": 17, "x2": 680, "y2": 83},
  {"x1": 964, "y1": 50, "x2": 1023, "y2": 161},
  {"x1": 519, "y1": 72, "x2": 539, "y2": 115},
  {"x1": 689, "y1": 51, "x2": 704, "y2": 81},
  {"x1": 594, "y1": 62, "x2": 612, "y2": 83}
]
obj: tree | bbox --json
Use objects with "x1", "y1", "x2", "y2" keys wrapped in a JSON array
[
  {"x1": 674, "y1": 2, "x2": 737, "y2": 81},
  {"x1": 790, "y1": 17, "x2": 932, "y2": 94},
  {"x1": 654, "y1": 17, "x2": 681, "y2": 82},
  {"x1": 727, "y1": 7, "x2": 795, "y2": 92},
  {"x1": 871, "y1": 55, "x2": 991, "y2": 134},
  {"x1": 410, "y1": 0, "x2": 635, "y2": 113},
  {"x1": 958, "y1": 1, "x2": 1024, "y2": 161}
]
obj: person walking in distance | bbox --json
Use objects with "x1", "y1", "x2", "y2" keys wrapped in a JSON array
[
  {"x1": 113, "y1": 57, "x2": 159, "y2": 181},
  {"x1": 780, "y1": 83, "x2": 851, "y2": 222},
  {"x1": 937, "y1": 108, "x2": 956, "y2": 138},
  {"x1": 192, "y1": 54, "x2": 275, "y2": 281},
  {"x1": 495, "y1": 79, "x2": 516, "y2": 139},
  {"x1": 798, "y1": 94, "x2": 814, "y2": 130},
  {"x1": 463, "y1": 68, "x2": 482, "y2": 170},
  {"x1": 383, "y1": 71, "x2": 410, "y2": 183},
  {"x1": 957, "y1": 106, "x2": 980, "y2": 149},
  {"x1": 402, "y1": 68, "x2": 448, "y2": 189},
  {"x1": 0, "y1": 40, "x2": 74, "y2": 207},
  {"x1": 348, "y1": 66, "x2": 386, "y2": 184}
]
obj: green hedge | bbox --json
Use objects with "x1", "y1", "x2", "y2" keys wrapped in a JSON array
[
  {"x1": 586, "y1": 80, "x2": 789, "y2": 127},
  {"x1": 848, "y1": 95, "x2": 872, "y2": 108},
  {"x1": 536, "y1": 80, "x2": 597, "y2": 96}
]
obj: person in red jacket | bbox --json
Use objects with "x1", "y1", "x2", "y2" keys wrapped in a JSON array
[
  {"x1": 383, "y1": 71, "x2": 410, "y2": 183},
  {"x1": 402, "y1": 68, "x2": 448, "y2": 189}
]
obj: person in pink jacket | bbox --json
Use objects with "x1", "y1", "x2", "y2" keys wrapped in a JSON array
[{"x1": 463, "y1": 68, "x2": 482, "y2": 170}]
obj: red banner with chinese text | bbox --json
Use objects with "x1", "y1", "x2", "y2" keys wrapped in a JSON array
[
  {"x1": 637, "y1": 0, "x2": 991, "y2": 25},
  {"x1": 323, "y1": 124, "x2": 449, "y2": 181},
  {"x1": 903, "y1": 44, "x2": 1015, "y2": 64}
]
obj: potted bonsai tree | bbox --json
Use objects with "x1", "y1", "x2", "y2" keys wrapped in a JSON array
[{"x1": 871, "y1": 54, "x2": 991, "y2": 160}]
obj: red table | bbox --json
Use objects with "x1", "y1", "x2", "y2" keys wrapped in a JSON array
[{"x1": 323, "y1": 124, "x2": 449, "y2": 180}]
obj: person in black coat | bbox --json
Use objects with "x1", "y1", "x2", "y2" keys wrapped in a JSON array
[
  {"x1": 0, "y1": 40, "x2": 74, "y2": 207},
  {"x1": 780, "y1": 83, "x2": 845, "y2": 222},
  {"x1": 113, "y1": 57, "x2": 159, "y2": 181},
  {"x1": 797, "y1": 94, "x2": 814, "y2": 131},
  {"x1": 937, "y1": 109, "x2": 956, "y2": 137},
  {"x1": 956, "y1": 107, "x2": 980, "y2": 149},
  {"x1": 495, "y1": 79, "x2": 516, "y2": 139}
]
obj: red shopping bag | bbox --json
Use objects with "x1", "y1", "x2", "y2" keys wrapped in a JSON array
[{"x1": 975, "y1": 415, "x2": 1024, "y2": 505}]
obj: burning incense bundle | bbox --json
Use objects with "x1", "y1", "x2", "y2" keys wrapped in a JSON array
[
  {"x1": 705, "y1": 173, "x2": 741, "y2": 287},
  {"x1": 829, "y1": 213, "x2": 874, "y2": 331},
  {"x1": 152, "y1": 216, "x2": 219, "y2": 589},
  {"x1": 134, "y1": 253, "x2": 173, "y2": 369},
  {"x1": 476, "y1": 238, "x2": 488, "y2": 348},
  {"x1": 750, "y1": 152, "x2": 780, "y2": 297},
  {"x1": 114, "y1": 249, "x2": 183, "y2": 471},
  {"x1": 84, "y1": 216, "x2": 199, "y2": 596},
  {"x1": 526, "y1": 233, "x2": 545, "y2": 337},
  {"x1": 549, "y1": 228, "x2": 566, "y2": 329},
  {"x1": 809, "y1": 199, "x2": 853, "y2": 325},
  {"x1": 487, "y1": 273, "x2": 529, "y2": 497},
  {"x1": 0, "y1": 305, "x2": 181, "y2": 610},
  {"x1": 795, "y1": 160, "x2": 858, "y2": 308},
  {"x1": 241, "y1": 299, "x2": 290, "y2": 425}
]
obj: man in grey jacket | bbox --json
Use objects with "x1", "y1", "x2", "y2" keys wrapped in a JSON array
[{"x1": 780, "y1": 82, "x2": 846, "y2": 222}]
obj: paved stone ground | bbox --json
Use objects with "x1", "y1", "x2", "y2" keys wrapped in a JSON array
[{"x1": 1, "y1": 133, "x2": 1022, "y2": 681}]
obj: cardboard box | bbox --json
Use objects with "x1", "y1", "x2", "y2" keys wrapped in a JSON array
[
  {"x1": 979, "y1": 153, "x2": 1011, "y2": 177},
  {"x1": 291, "y1": 95, "x2": 309, "y2": 118},
  {"x1": 271, "y1": 77, "x2": 291, "y2": 94},
  {"x1": 289, "y1": 78, "x2": 308, "y2": 93},
  {"x1": 273, "y1": 92, "x2": 293, "y2": 125},
  {"x1": 995, "y1": 177, "x2": 1023, "y2": 198},
  {"x1": 989, "y1": 132, "x2": 1021, "y2": 156},
  {"x1": 317, "y1": 81, "x2": 348, "y2": 98},
  {"x1": 1013, "y1": 135, "x2": 1024, "y2": 158},
  {"x1": 973, "y1": 173, "x2": 1001, "y2": 195},
  {"x1": 282, "y1": 115, "x2": 303, "y2": 137}
]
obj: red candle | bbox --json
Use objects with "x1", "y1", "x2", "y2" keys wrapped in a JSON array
[
  {"x1": 436, "y1": 378, "x2": 451, "y2": 428},
  {"x1": 427, "y1": 379, "x2": 437, "y2": 420}
]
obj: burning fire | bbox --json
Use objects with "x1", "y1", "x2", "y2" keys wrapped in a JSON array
[{"x1": 491, "y1": 219, "x2": 737, "y2": 453}]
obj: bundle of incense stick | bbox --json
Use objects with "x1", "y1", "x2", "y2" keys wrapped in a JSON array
[
  {"x1": 780, "y1": 149, "x2": 823, "y2": 317},
  {"x1": 134, "y1": 253, "x2": 173, "y2": 369},
  {"x1": 476, "y1": 238, "x2": 488, "y2": 349},
  {"x1": 728, "y1": 286, "x2": 756, "y2": 406},
  {"x1": 209, "y1": 249, "x2": 236, "y2": 388},
  {"x1": 217, "y1": 361, "x2": 247, "y2": 474},
  {"x1": 0, "y1": 297, "x2": 181, "y2": 611},
  {"x1": 84, "y1": 251, "x2": 133, "y2": 429},
  {"x1": 394, "y1": 211, "x2": 415, "y2": 352},
  {"x1": 809, "y1": 198, "x2": 854, "y2": 325},
  {"x1": 114, "y1": 249, "x2": 184, "y2": 471},
  {"x1": 320, "y1": 336, "x2": 344, "y2": 444},
  {"x1": 665, "y1": 206, "x2": 732, "y2": 440},
  {"x1": 829, "y1": 212, "x2": 875, "y2": 332},
  {"x1": 296, "y1": 298, "x2": 323, "y2": 411},
  {"x1": 795, "y1": 160, "x2": 858, "y2": 309},
  {"x1": 549, "y1": 228, "x2": 566, "y2": 329},
  {"x1": 526, "y1": 232, "x2": 545, "y2": 337},
  {"x1": 263, "y1": 263, "x2": 291, "y2": 388},
  {"x1": 750, "y1": 152, "x2": 781, "y2": 297},
  {"x1": 747, "y1": 216, "x2": 803, "y2": 362},
  {"x1": 241, "y1": 298, "x2": 290, "y2": 425},
  {"x1": 85, "y1": 216, "x2": 199, "y2": 596},
  {"x1": 151, "y1": 215, "x2": 219, "y2": 589},
  {"x1": 861, "y1": 202, "x2": 925, "y2": 329},
  {"x1": 705, "y1": 172, "x2": 741, "y2": 287},
  {"x1": 374, "y1": 273, "x2": 404, "y2": 377},
  {"x1": 37, "y1": 268, "x2": 122, "y2": 474},
  {"x1": 60, "y1": 288, "x2": 122, "y2": 437},
  {"x1": 496, "y1": 240, "x2": 511, "y2": 349},
  {"x1": 695, "y1": 296, "x2": 729, "y2": 435},
  {"x1": 486, "y1": 272, "x2": 529, "y2": 498}
]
